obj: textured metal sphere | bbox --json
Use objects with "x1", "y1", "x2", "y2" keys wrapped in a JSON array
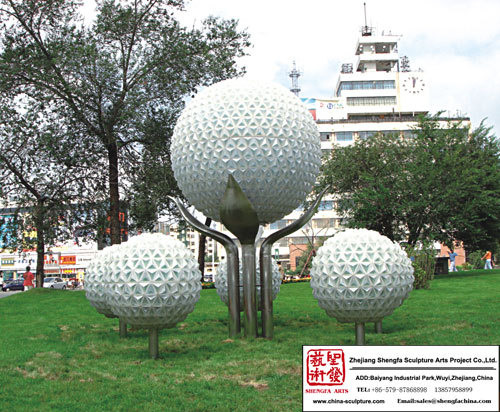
[
  {"x1": 171, "y1": 78, "x2": 321, "y2": 223},
  {"x1": 214, "y1": 257, "x2": 282, "y2": 311},
  {"x1": 101, "y1": 233, "x2": 201, "y2": 329},
  {"x1": 84, "y1": 245, "x2": 118, "y2": 318},
  {"x1": 310, "y1": 229, "x2": 414, "y2": 323}
]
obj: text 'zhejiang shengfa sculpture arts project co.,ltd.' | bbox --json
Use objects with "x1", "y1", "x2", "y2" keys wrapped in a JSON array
[
  {"x1": 170, "y1": 78, "x2": 323, "y2": 338},
  {"x1": 310, "y1": 229, "x2": 415, "y2": 345},
  {"x1": 85, "y1": 233, "x2": 202, "y2": 358}
]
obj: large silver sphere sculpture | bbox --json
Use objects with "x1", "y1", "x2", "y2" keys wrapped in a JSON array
[
  {"x1": 170, "y1": 78, "x2": 322, "y2": 339},
  {"x1": 215, "y1": 257, "x2": 282, "y2": 311},
  {"x1": 310, "y1": 229, "x2": 414, "y2": 345},
  {"x1": 171, "y1": 78, "x2": 321, "y2": 224}
]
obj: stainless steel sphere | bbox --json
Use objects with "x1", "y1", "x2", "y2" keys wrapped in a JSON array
[
  {"x1": 215, "y1": 256, "x2": 282, "y2": 311},
  {"x1": 95, "y1": 233, "x2": 202, "y2": 329},
  {"x1": 310, "y1": 229, "x2": 414, "y2": 323},
  {"x1": 84, "y1": 245, "x2": 118, "y2": 318},
  {"x1": 171, "y1": 78, "x2": 321, "y2": 223}
]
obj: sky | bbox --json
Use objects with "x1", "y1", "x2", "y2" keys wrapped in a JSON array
[{"x1": 82, "y1": 0, "x2": 500, "y2": 135}]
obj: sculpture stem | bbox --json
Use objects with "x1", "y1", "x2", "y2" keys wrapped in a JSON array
[
  {"x1": 119, "y1": 319, "x2": 127, "y2": 338},
  {"x1": 241, "y1": 243, "x2": 258, "y2": 338},
  {"x1": 374, "y1": 320, "x2": 383, "y2": 334},
  {"x1": 259, "y1": 243, "x2": 274, "y2": 339},
  {"x1": 355, "y1": 322, "x2": 365, "y2": 345},
  {"x1": 168, "y1": 197, "x2": 241, "y2": 337},
  {"x1": 149, "y1": 328, "x2": 159, "y2": 359},
  {"x1": 225, "y1": 243, "x2": 240, "y2": 338},
  {"x1": 259, "y1": 186, "x2": 330, "y2": 338}
]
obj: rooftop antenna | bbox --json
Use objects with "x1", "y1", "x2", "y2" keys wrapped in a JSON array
[
  {"x1": 289, "y1": 61, "x2": 301, "y2": 96},
  {"x1": 361, "y1": 2, "x2": 372, "y2": 36}
]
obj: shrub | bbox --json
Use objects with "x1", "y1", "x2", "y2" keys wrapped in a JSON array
[
  {"x1": 466, "y1": 250, "x2": 484, "y2": 269},
  {"x1": 458, "y1": 262, "x2": 473, "y2": 271},
  {"x1": 405, "y1": 242, "x2": 436, "y2": 289}
]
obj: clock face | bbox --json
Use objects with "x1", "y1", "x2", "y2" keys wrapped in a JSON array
[{"x1": 402, "y1": 75, "x2": 425, "y2": 94}]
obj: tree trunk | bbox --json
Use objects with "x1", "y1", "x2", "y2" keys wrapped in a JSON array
[
  {"x1": 34, "y1": 202, "x2": 45, "y2": 288},
  {"x1": 107, "y1": 142, "x2": 121, "y2": 245},
  {"x1": 198, "y1": 217, "x2": 212, "y2": 281}
]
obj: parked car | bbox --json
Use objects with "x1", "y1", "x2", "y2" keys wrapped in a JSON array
[
  {"x1": 43, "y1": 277, "x2": 67, "y2": 290},
  {"x1": 2, "y1": 278, "x2": 24, "y2": 292}
]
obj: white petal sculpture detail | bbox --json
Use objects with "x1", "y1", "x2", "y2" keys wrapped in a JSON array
[
  {"x1": 310, "y1": 229, "x2": 414, "y2": 323},
  {"x1": 170, "y1": 78, "x2": 321, "y2": 224}
]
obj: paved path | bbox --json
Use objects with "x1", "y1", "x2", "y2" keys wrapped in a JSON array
[{"x1": 0, "y1": 291, "x2": 22, "y2": 299}]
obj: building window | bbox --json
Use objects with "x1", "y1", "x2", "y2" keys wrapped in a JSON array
[
  {"x1": 275, "y1": 238, "x2": 288, "y2": 247},
  {"x1": 270, "y1": 220, "x2": 287, "y2": 230},
  {"x1": 403, "y1": 130, "x2": 417, "y2": 139},
  {"x1": 335, "y1": 132, "x2": 353, "y2": 142},
  {"x1": 358, "y1": 131, "x2": 376, "y2": 140},
  {"x1": 338, "y1": 80, "x2": 395, "y2": 94},
  {"x1": 312, "y1": 218, "x2": 331, "y2": 229},
  {"x1": 346, "y1": 96, "x2": 396, "y2": 106},
  {"x1": 320, "y1": 132, "x2": 331, "y2": 141},
  {"x1": 318, "y1": 200, "x2": 334, "y2": 211}
]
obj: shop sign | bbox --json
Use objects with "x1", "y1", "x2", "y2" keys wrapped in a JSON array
[
  {"x1": 60, "y1": 255, "x2": 76, "y2": 265},
  {"x1": 1, "y1": 258, "x2": 15, "y2": 266}
]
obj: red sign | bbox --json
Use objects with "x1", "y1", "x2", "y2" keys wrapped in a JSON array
[
  {"x1": 60, "y1": 255, "x2": 76, "y2": 265},
  {"x1": 306, "y1": 349, "x2": 345, "y2": 386}
]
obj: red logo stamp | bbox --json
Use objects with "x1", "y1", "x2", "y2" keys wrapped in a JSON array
[{"x1": 306, "y1": 349, "x2": 345, "y2": 386}]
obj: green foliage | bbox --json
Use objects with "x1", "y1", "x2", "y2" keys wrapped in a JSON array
[
  {"x1": 0, "y1": 0, "x2": 251, "y2": 243},
  {"x1": 467, "y1": 250, "x2": 486, "y2": 269},
  {"x1": 319, "y1": 115, "x2": 500, "y2": 250},
  {"x1": 405, "y1": 242, "x2": 436, "y2": 289},
  {"x1": 0, "y1": 272, "x2": 499, "y2": 411}
]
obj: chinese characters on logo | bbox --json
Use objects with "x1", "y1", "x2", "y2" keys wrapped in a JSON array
[{"x1": 306, "y1": 349, "x2": 345, "y2": 386}]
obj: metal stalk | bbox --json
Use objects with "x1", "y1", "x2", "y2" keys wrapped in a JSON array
[
  {"x1": 241, "y1": 243, "x2": 258, "y2": 338},
  {"x1": 259, "y1": 186, "x2": 330, "y2": 338},
  {"x1": 219, "y1": 175, "x2": 260, "y2": 339},
  {"x1": 119, "y1": 319, "x2": 127, "y2": 338},
  {"x1": 374, "y1": 320, "x2": 383, "y2": 334},
  {"x1": 355, "y1": 322, "x2": 365, "y2": 345},
  {"x1": 149, "y1": 328, "x2": 159, "y2": 359},
  {"x1": 169, "y1": 196, "x2": 240, "y2": 337}
]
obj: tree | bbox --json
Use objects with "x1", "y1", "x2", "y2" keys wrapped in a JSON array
[
  {"x1": 0, "y1": 99, "x2": 100, "y2": 287},
  {"x1": 319, "y1": 115, "x2": 500, "y2": 252},
  {"x1": 0, "y1": 0, "x2": 250, "y2": 245}
]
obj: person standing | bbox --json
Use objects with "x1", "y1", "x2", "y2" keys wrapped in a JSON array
[
  {"x1": 448, "y1": 250, "x2": 458, "y2": 272},
  {"x1": 23, "y1": 266, "x2": 35, "y2": 291},
  {"x1": 481, "y1": 251, "x2": 493, "y2": 270}
]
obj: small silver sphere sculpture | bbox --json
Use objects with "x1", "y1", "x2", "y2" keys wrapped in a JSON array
[
  {"x1": 171, "y1": 78, "x2": 321, "y2": 224},
  {"x1": 310, "y1": 229, "x2": 414, "y2": 344},
  {"x1": 84, "y1": 245, "x2": 118, "y2": 318},
  {"x1": 85, "y1": 233, "x2": 202, "y2": 357},
  {"x1": 104, "y1": 233, "x2": 202, "y2": 329},
  {"x1": 215, "y1": 257, "x2": 282, "y2": 311}
]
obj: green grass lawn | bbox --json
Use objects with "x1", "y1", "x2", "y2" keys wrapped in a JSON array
[{"x1": 0, "y1": 270, "x2": 499, "y2": 411}]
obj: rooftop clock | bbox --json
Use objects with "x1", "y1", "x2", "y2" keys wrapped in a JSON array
[{"x1": 402, "y1": 75, "x2": 425, "y2": 94}]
